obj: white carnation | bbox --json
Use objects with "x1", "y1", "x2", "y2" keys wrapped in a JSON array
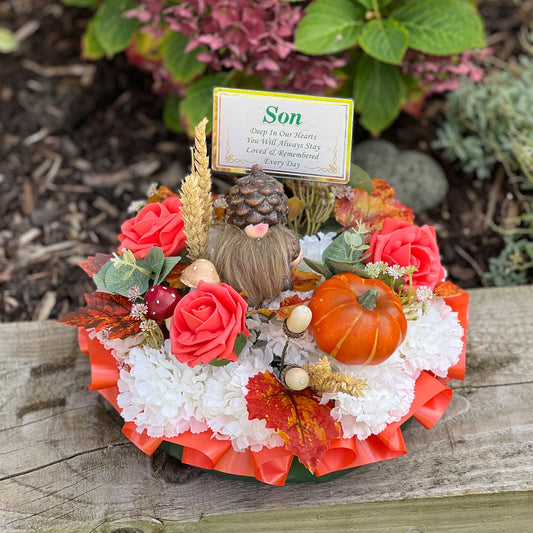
[{"x1": 400, "y1": 298, "x2": 463, "y2": 378}]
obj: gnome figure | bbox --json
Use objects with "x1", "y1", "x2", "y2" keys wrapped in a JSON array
[{"x1": 213, "y1": 165, "x2": 301, "y2": 308}]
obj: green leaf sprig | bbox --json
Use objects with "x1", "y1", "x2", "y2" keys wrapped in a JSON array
[{"x1": 93, "y1": 247, "x2": 181, "y2": 297}]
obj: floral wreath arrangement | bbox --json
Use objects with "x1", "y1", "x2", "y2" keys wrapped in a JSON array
[{"x1": 59, "y1": 119, "x2": 468, "y2": 486}]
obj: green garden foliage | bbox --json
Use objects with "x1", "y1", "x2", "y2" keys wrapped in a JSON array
[
  {"x1": 62, "y1": 0, "x2": 485, "y2": 136},
  {"x1": 434, "y1": 36, "x2": 533, "y2": 286},
  {"x1": 433, "y1": 51, "x2": 533, "y2": 182}
]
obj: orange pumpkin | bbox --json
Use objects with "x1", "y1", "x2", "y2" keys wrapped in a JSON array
[{"x1": 308, "y1": 273, "x2": 407, "y2": 365}]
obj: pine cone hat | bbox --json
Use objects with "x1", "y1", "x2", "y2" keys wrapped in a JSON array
[{"x1": 226, "y1": 164, "x2": 288, "y2": 228}]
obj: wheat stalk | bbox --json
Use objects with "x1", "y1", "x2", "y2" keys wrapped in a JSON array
[
  {"x1": 180, "y1": 173, "x2": 209, "y2": 261},
  {"x1": 304, "y1": 357, "x2": 368, "y2": 397},
  {"x1": 193, "y1": 117, "x2": 213, "y2": 230},
  {"x1": 179, "y1": 118, "x2": 215, "y2": 260}
]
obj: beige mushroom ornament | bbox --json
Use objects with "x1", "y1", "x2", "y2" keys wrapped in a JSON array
[
  {"x1": 164, "y1": 259, "x2": 220, "y2": 331},
  {"x1": 180, "y1": 259, "x2": 220, "y2": 289}
]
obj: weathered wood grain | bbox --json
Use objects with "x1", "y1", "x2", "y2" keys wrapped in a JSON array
[{"x1": 1, "y1": 286, "x2": 532, "y2": 532}]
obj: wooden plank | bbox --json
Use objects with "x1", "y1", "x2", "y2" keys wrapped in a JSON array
[{"x1": 0, "y1": 286, "x2": 532, "y2": 532}]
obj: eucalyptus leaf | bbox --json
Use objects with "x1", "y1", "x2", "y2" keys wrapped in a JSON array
[
  {"x1": 143, "y1": 247, "x2": 165, "y2": 285},
  {"x1": 208, "y1": 358, "x2": 231, "y2": 367},
  {"x1": 302, "y1": 258, "x2": 333, "y2": 279},
  {"x1": 104, "y1": 263, "x2": 150, "y2": 297},
  {"x1": 322, "y1": 229, "x2": 368, "y2": 265},
  {"x1": 93, "y1": 261, "x2": 113, "y2": 292},
  {"x1": 325, "y1": 260, "x2": 369, "y2": 277},
  {"x1": 158, "y1": 256, "x2": 182, "y2": 286}
]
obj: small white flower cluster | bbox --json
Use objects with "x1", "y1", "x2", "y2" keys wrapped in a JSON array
[{"x1": 365, "y1": 261, "x2": 416, "y2": 280}]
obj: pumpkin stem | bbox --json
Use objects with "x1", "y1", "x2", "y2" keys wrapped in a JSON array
[{"x1": 357, "y1": 288, "x2": 378, "y2": 310}]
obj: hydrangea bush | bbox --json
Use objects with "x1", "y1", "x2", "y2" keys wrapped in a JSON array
[{"x1": 64, "y1": 0, "x2": 485, "y2": 135}]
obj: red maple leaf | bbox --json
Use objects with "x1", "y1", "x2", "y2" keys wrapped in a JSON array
[
  {"x1": 79, "y1": 254, "x2": 112, "y2": 277},
  {"x1": 334, "y1": 178, "x2": 414, "y2": 237},
  {"x1": 246, "y1": 371, "x2": 340, "y2": 472},
  {"x1": 58, "y1": 292, "x2": 140, "y2": 339}
]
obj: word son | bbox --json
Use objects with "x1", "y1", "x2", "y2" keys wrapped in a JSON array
[{"x1": 262, "y1": 106, "x2": 302, "y2": 126}]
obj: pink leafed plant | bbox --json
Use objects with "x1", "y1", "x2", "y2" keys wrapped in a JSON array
[{"x1": 124, "y1": 0, "x2": 347, "y2": 95}]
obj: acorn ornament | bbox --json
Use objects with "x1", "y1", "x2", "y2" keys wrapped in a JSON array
[
  {"x1": 144, "y1": 285, "x2": 181, "y2": 321},
  {"x1": 281, "y1": 365, "x2": 310, "y2": 391},
  {"x1": 283, "y1": 305, "x2": 313, "y2": 338}
]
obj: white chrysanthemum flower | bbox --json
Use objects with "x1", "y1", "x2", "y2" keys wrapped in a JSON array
[
  {"x1": 90, "y1": 328, "x2": 144, "y2": 363},
  {"x1": 117, "y1": 339, "x2": 283, "y2": 450},
  {"x1": 319, "y1": 352, "x2": 416, "y2": 440},
  {"x1": 400, "y1": 298, "x2": 463, "y2": 378},
  {"x1": 117, "y1": 341, "x2": 209, "y2": 438},
  {"x1": 297, "y1": 232, "x2": 336, "y2": 271}
]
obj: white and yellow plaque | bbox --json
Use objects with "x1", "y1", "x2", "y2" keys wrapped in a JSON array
[{"x1": 212, "y1": 88, "x2": 354, "y2": 183}]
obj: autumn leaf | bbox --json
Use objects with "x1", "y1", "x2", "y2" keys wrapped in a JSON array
[
  {"x1": 146, "y1": 185, "x2": 179, "y2": 204},
  {"x1": 79, "y1": 254, "x2": 112, "y2": 277},
  {"x1": 287, "y1": 196, "x2": 304, "y2": 222},
  {"x1": 246, "y1": 371, "x2": 340, "y2": 472},
  {"x1": 434, "y1": 281, "x2": 467, "y2": 298},
  {"x1": 58, "y1": 292, "x2": 140, "y2": 339},
  {"x1": 275, "y1": 294, "x2": 312, "y2": 321},
  {"x1": 291, "y1": 268, "x2": 322, "y2": 293},
  {"x1": 334, "y1": 178, "x2": 414, "y2": 237},
  {"x1": 250, "y1": 293, "x2": 312, "y2": 320},
  {"x1": 163, "y1": 261, "x2": 191, "y2": 289}
]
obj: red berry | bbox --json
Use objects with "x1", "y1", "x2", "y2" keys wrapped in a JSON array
[{"x1": 144, "y1": 285, "x2": 181, "y2": 321}]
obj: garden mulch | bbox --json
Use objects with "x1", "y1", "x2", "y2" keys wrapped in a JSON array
[{"x1": 1, "y1": 0, "x2": 532, "y2": 322}]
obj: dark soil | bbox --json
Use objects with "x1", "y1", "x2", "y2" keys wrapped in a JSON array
[{"x1": 1, "y1": 0, "x2": 531, "y2": 322}]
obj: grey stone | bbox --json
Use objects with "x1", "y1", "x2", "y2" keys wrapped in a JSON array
[
  {"x1": 352, "y1": 139, "x2": 448, "y2": 212},
  {"x1": 352, "y1": 139, "x2": 398, "y2": 180}
]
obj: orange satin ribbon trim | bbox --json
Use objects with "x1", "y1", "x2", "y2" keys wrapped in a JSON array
[
  {"x1": 435, "y1": 282, "x2": 469, "y2": 382},
  {"x1": 122, "y1": 422, "x2": 163, "y2": 455},
  {"x1": 81, "y1": 331, "x2": 121, "y2": 391},
  {"x1": 78, "y1": 327, "x2": 90, "y2": 355},
  {"x1": 80, "y1": 284, "x2": 468, "y2": 484}
]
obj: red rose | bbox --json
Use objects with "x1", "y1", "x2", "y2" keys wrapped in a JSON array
[
  {"x1": 170, "y1": 281, "x2": 249, "y2": 367},
  {"x1": 118, "y1": 197, "x2": 186, "y2": 258},
  {"x1": 366, "y1": 218, "x2": 445, "y2": 289}
]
